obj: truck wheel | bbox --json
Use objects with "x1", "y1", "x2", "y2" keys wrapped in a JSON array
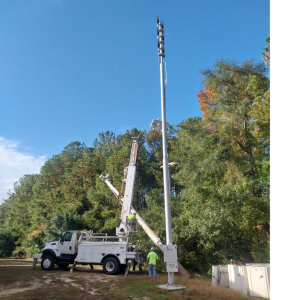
[
  {"x1": 58, "y1": 263, "x2": 69, "y2": 269},
  {"x1": 103, "y1": 257, "x2": 120, "y2": 275},
  {"x1": 41, "y1": 255, "x2": 55, "y2": 271}
]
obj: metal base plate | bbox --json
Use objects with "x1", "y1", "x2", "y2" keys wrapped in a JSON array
[{"x1": 158, "y1": 284, "x2": 185, "y2": 290}]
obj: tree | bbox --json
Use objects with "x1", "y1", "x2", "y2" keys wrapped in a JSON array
[
  {"x1": 175, "y1": 59, "x2": 270, "y2": 271},
  {"x1": 0, "y1": 230, "x2": 16, "y2": 257},
  {"x1": 44, "y1": 210, "x2": 87, "y2": 241},
  {"x1": 262, "y1": 35, "x2": 270, "y2": 66},
  {"x1": 3, "y1": 175, "x2": 40, "y2": 255}
]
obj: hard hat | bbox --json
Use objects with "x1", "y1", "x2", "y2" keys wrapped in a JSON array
[
  {"x1": 35, "y1": 244, "x2": 38, "y2": 248},
  {"x1": 150, "y1": 247, "x2": 155, "y2": 251}
]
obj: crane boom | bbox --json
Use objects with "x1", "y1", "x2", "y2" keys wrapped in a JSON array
[
  {"x1": 103, "y1": 138, "x2": 139, "y2": 237},
  {"x1": 121, "y1": 138, "x2": 138, "y2": 223},
  {"x1": 99, "y1": 174, "x2": 119, "y2": 197}
]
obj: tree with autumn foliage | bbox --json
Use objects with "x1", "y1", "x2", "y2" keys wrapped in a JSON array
[{"x1": 174, "y1": 59, "x2": 270, "y2": 271}]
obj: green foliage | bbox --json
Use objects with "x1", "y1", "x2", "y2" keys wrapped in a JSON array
[
  {"x1": 12, "y1": 246, "x2": 26, "y2": 257},
  {"x1": 262, "y1": 35, "x2": 270, "y2": 66},
  {"x1": 44, "y1": 210, "x2": 87, "y2": 241},
  {"x1": 0, "y1": 229, "x2": 16, "y2": 257},
  {"x1": 175, "y1": 59, "x2": 270, "y2": 273}
]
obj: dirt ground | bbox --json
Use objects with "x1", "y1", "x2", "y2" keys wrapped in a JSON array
[{"x1": 0, "y1": 259, "x2": 266, "y2": 300}]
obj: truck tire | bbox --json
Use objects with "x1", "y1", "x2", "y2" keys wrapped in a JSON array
[
  {"x1": 41, "y1": 255, "x2": 55, "y2": 271},
  {"x1": 103, "y1": 257, "x2": 120, "y2": 275},
  {"x1": 58, "y1": 263, "x2": 69, "y2": 269}
]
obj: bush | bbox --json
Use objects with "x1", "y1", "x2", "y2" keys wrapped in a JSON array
[
  {"x1": 0, "y1": 230, "x2": 15, "y2": 257},
  {"x1": 12, "y1": 246, "x2": 26, "y2": 258}
]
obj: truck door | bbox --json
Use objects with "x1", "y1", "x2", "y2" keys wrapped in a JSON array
[{"x1": 58, "y1": 231, "x2": 74, "y2": 255}]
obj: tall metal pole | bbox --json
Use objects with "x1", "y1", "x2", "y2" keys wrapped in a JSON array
[{"x1": 157, "y1": 16, "x2": 174, "y2": 286}]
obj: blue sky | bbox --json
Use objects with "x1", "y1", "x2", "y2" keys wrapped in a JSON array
[{"x1": 0, "y1": 0, "x2": 269, "y2": 201}]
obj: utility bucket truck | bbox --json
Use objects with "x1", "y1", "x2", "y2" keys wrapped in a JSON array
[{"x1": 33, "y1": 138, "x2": 144, "y2": 275}]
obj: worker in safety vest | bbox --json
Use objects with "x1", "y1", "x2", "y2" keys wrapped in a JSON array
[
  {"x1": 128, "y1": 213, "x2": 137, "y2": 226},
  {"x1": 146, "y1": 247, "x2": 159, "y2": 279},
  {"x1": 32, "y1": 244, "x2": 40, "y2": 257},
  {"x1": 32, "y1": 244, "x2": 41, "y2": 269}
]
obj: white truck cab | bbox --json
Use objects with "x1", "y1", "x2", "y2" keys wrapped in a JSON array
[
  {"x1": 58, "y1": 231, "x2": 75, "y2": 255},
  {"x1": 38, "y1": 230, "x2": 80, "y2": 271}
]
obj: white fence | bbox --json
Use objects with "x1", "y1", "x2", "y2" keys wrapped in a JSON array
[{"x1": 212, "y1": 264, "x2": 270, "y2": 298}]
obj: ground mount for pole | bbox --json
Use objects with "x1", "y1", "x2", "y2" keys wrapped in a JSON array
[{"x1": 158, "y1": 284, "x2": 185, "y2": 291}]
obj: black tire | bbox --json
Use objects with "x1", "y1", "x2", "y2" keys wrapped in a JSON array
[
  {"x1": 103, "y1": 257, "x2": 120, "y2": 275},
  {"x1": 41, "y1": 255, "x2": 55, "y2": 271},
  {"x1": 58, "y1": 263, "x2": 69, "y2": 269}
]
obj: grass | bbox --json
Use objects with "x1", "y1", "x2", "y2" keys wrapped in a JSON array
[
  {"x1": 118, "y1": 273, "x2": 267, "y2": 300},
  {"x1": 0, "y1": 259, "x2": 267, "y2": 300}
]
